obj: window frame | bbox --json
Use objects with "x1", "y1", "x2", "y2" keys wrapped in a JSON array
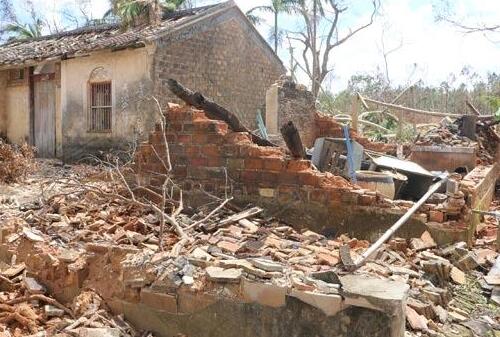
[{"x1": 88, "y1": 81, "x2": 113, "y2": 133}]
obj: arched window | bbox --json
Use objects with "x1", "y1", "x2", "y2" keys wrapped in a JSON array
[{"x1": 88, "y1": 67, "x2": 112, "y2": 132}]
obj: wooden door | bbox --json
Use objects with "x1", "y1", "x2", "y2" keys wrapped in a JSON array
[{"x1": 33, "y1": 75, "x2": 56, "y2": 158}]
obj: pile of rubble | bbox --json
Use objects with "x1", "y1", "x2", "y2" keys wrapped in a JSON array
[
  {"x1": 415, "y1": 117, "x2": 498, "y2": 165},
  {"x1": 0, "y1": 160, "x2": 498, "y2": 336},
  {"x1": 0, "y1": 273, "x2": 153, "y2": 337}
]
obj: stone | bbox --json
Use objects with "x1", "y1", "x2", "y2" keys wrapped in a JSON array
[
  {"x1": 238, "y1": 219, "x2": 258, "y2": 234},
  {"x1": 23, "y1": 276, "x2": 46, "y2": 294},
  {"x1": 22, "y1": 227, "x2": 44, "y2": 242},
  {"x1": 456, "y1": 252, "x2": 480, "y2": 272},
  {"x1": 448, "y1": 310, "x2": 468, "y2": 322},
  {"x1": 217, "y1": 241, "x2": 241, "y2": 254},
  {"x1": 205, "y1": 266, "x2": 241, "y2": 283},
  {"x1": 450, "y1": 267, "x2": 466, "y2": 285},
  {"x1": 290, "y1": 289, "x2": 342, "y2": 316},
  {"x1": 79, "y1": 328, "x2": 120, "y2": 337},
  {"x1": 491, "y1": 287, "x2": 500, "y2": 305},
  {"x1": 433, "y1": 305, "x2": 448, "y2": 323},
  {"x1": 241, "y1": 278, "x2": 286, "y2": 308},
  {"x1": 182, "y1": 275, "x2": 194, "y2": 285},
  {"x1": 251, "y1": 258, "x2": 284, "y2": 272},
  {"x1": 140, "y1": 288, "x2": 177, "y2": 313},
  {"x1": 316, "y1": 253, "x2": 339, "y2": 266},
  {"x1": 58, "y1": 249, "x2": 80, "y2": 263},
  {"x1": 44, "y1": 305, "x2": 65, "y2": 317},
  {"x1": 340, "y1": 275, "x2": 409, "y2": 337},
  {"x1": 406, "y1": 305, "x2": 428, "y2": 331}
]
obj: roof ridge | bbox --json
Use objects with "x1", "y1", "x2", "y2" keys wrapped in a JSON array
[{"x1": 1, "y1": 2, "x2": 230, "y2": 47}]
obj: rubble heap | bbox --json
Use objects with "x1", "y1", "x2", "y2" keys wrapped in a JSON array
[
  {"x1": 0, "y1": 278, "x2": 153, "y2": 337},
  {"x1": 0, "y1": 162, "x2": 498, "y2": 336},
  {"x1": 415, "y1": 117, "x2": 499, "y2": 165}
]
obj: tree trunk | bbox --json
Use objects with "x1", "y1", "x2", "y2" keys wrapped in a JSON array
[
  {"x1": 274, "y1": 11, "x2": 278, "y2": 53},
  {"x1": 280, "y1": 121, "x2": 306, "y2": 158},
  {"x1": 167, "y1": 79, "x2": 276, "y2": 147}
]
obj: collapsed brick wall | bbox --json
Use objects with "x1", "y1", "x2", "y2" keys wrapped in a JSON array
[
  {"x1": 271, "y1": 78, "x2": 396, "y2": 154},
  {"x1": 314, "y1": 113, "x2": 397, "y2": 154},
  {"x1": 153, "y1": 8, "x2": 284, "y2": 129},
  {"x1": 134, "y1": 104, "x2": 446, "y2": 240}
]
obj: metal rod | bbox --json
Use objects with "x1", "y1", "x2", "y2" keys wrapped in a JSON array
[{"x1": 353, "y1": 174, "x2": 449, "y2": 267}]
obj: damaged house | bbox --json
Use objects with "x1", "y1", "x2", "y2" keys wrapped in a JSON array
[{"x1": 0, "y1": 1, "x2": 284, "y2": 161}]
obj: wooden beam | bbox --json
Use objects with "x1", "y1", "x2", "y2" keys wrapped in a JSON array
[
  {"x1": 280, "y1": 121, "x2": 306, "y2": 159},
  {"x1": 167, "y1": 79, "x2": 276, "y2": 147}
]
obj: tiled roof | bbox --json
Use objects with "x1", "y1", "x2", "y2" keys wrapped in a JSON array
[{"x1": 0, "y1": 3, "x2": 229, "y2": 66}]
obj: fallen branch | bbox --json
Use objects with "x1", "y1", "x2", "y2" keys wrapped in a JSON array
[
  {"x1": 167, "y1": 79, "x2": 276, "y2": 147},
  {"x1": 6, "y1": 294, "x2": 74, "y2": 318}
]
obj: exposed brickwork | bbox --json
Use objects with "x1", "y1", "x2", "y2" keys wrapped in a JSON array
[
  {"x1": 136, "y1": 104, "x2": 360, "y2": 210},
  {"x1": 271, "y1": 78, "x2": 396, "y2": 154},
  {"x1": 153, "y1": 13, "x2": 284, "y2": 129},
  {"x1": 132, "y1": 104, "x2": 471, "y2": 242},
  {"x1": 314, "y1": 112, "x2": 397, "y2": 154}
]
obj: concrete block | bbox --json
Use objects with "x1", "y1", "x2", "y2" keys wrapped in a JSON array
[
  {"x1": 340, "y1": 275, "x2": 409, "y2": 337},
  {"x1": 140, "y1": 288, "x2": 177, "y2": 313},
  {"x1": 290, "y1": 289, "x2": 342, "y2": 316},
  {"x1": 241, "y1": 278, "x2": 286, "y2": 308}
]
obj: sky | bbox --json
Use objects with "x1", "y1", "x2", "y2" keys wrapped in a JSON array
[{"x1": 9, "y1": 0, "x2": 500, "y2": 93}]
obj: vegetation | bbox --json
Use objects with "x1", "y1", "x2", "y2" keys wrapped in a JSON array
[{"x1": 246, "y1": 0, "x2": 297, "y2": 53}]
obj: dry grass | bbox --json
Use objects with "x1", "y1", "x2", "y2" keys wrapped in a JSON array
[{"x1": 0, "y1": 140, "x2": 36, "y2": 183}]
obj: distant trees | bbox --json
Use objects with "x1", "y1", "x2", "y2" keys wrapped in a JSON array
[
  {"x1": 320, "y1": 69, "x2": 500, "y2": 117},
  {"x1": 0, "y1": 0, "x2": 45, "y2": 40}
]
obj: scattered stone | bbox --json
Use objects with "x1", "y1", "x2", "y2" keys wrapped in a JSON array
[
  {"x1": 205, "y1": 266, "x2": 242, "y2": 283},
  {"x1": 251, "y1": 258, "x2": 284, "y2": 272},
  {"x1": 79, "y1": 328, "x2": 120, "y2": 337},
  {"x1": 406, "y1": 305, "x2": 428, "y2": 331},
  {"x1": 450, "y1": 267, "x2": 466, "y2": 285},
  {"x1": 23, "y1": 276, "x2": 46, "y2": 294},
  {"x1": 44, "y1": 305, "x2": 65, "y2": 318}
]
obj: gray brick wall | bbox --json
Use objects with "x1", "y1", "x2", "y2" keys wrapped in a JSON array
[{"x1": 152, "y1": 13, "x2": 284, "y2": 129}]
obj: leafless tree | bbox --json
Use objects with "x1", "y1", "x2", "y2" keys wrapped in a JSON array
[
  {"x1": 378, "y1": 25, "x2": 403, "y2": 86},
  {"x1": 289, "y1": 0, "x2": 380, "y2": 98}
]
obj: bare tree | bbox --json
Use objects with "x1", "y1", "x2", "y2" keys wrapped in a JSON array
[
  {"x1": 289, "y1": 0, "x2": 379, "y2": 98},
  {"x1": 378, "y1": 25, "x2": 403, "y2": 86},
  {"x1": 434, "y1": 1, "x2": 499, "y2": 40}
]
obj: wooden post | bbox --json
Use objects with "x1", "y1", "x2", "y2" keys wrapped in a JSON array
[
  {"x1": 351, "y1": 95, "x2": 359, "y2": 133},
  {"x1": 280, "y1": 121, "x2": 306, "y2": 159},
  {"x1": 397, "y1": 109, "x2": 403, "y2": 139}
]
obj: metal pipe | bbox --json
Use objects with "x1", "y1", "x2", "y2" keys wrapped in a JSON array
[{"x1": 353, "y1": 174, "x2": 449, "y2": 267}]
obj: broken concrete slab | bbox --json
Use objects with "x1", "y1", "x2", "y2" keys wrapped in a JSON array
[
  {"x1": 340, "y1": 274, "x2": 409, "y2": 337},
  {"x1": 289, "y1": 289, "x2": 342, "y2": 316},
  {"x1": 241, "y1": 278, "x2": 286, "y2": 308},
  {"x1": 205, "y1": 266, "x2": 242, "y2": 283}
]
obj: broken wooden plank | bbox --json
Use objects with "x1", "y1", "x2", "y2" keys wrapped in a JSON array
[{"x1": 201, "y1": 207, "x2": 262, "y2": 233}]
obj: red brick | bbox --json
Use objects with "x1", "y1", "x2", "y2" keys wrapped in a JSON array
[
  {"x1": 285, "y1": 160, "x2": 312, "y2": 172},
  {"x1": 206, "y1": 157, "x2": 224, "y2": 167},
  {"x1": 184, "y1": 145, "x2": 200, "y2": 156},
  {"x1": 226, "y1": 158, "x2": 244, "y2": 170},
  {"x1": 298, "y1": 173, "x2": 321, "y2": 187},
  {"x1": 245, "y1": 158, "x2": 264, "y2": 170},
  {"x1": 177, "y1": 134, "x2": 192, "y2": 144},
  {"x1": 264, "y1": 158, "x2": 284, "y2": 171},
  {"x1": 241, "y1": 170, "x2": 259, "y2": 182},
  {"x1": 191, "y1": 134, "x2": 207, "y2": 144},
  {"x1": 359, "y1": 194, "x2": 376, "y2": 206},
  {"x1": 317, "y1": 253, "x2": 339, "y2": 266},
  {"x1": 190, "y1": 158, "x2": 208, "y2": 167},
  {"x1": 279, "y1": 172, "x2": 299, "y2": 185},
  {"x1": 310, "y1": 189, "x2": 326, "y2": 203},
  {"x1": 225, "y1": 132, "x2": 252, "y2": 144},
  {"x1": 429, "y1": 210, "x2": 445, "y2": 223},
  {"x1": 202, "y1": 145, "x2": 220, "y2": 157}
]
